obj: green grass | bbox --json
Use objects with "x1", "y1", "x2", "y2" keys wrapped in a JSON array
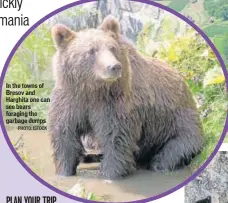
[
  {"x1": 155, "y1": 1, "x2": 172, "y2": 6},
  {"x1": 211, "y1": 35, "x2": 228, "y2": 65},
  {"x1": 168, "y1": 0, "x2": 189, "y2": 12},
  {"x1": 214, "y1": 37, "x2": 226, "y2": 54},
  {"x1": 203, "y1": 24, "x2": 228, "y2": 37}
]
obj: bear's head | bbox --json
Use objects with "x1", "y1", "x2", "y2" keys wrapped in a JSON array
[{"x1": 52, "y1": 15, "x2": 128, "y2": 86}]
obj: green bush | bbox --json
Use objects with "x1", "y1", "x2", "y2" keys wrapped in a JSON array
[
  {"x1": 204, "y1": 0, "x2": 228, "y2": 15},
  {"x1": 204, "y1": 0, "x2": 228, "y2": 19},
  {"x1": 215, "y1": 5, "x2": 228, "y2": 20}
]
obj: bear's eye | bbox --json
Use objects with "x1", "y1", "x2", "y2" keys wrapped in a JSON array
[
  {"x1": 88, "y1": 48, "x2": 96, "y2": 55},
  {"x1": 110, "y1": 47, "x2": 117, "y2": 54}
]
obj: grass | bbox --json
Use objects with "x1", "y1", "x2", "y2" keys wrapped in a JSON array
[
  {"x1": 168, "y1": 0, "x2": 189, "y2": 12},
  {"x1": 210, "y1": 34, "x2": 228, "y2": 65},
  {"x1": 213, "y1": 36, "x2": 228, "y2": 64},
  {"x1": 214, "y1": 37, "x2": 227, "y2": 54},
  {"x1": 203, "y1": 24, "x2": 228, "y2": 37},
  {"x1": 155, "y1": 1, "x2": 172, "y2": 6}
]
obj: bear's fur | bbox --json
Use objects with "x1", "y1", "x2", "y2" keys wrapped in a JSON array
[{"x1": 48, "y1": 15, "x2": 204, "y2": 179}]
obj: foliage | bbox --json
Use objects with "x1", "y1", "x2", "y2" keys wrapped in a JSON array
[
  {"x1": 137, "y1": 25, "x2": 227, "y2": 168},
  {"x1": 137, "y1": 22, "x2": 155, "y2": 54},
  {"x1": 165, "y1": 0, "x2": 228, "y2": 80},
  {"x1": 215, "y1": 5, "x2": 228, "y2": 20},
  {"x1": 203, "y1": 65, "x2": 225, "y2": 87},
  {"x1": 3, "y1": 6, "x2": 102, "y2": 126},
  {"x1": 201, "y1": 30, "x2": 228, "y2": 68},
  {"x1": 3, "y1": 24, "x2": 55, "y2": 124},
  {"x1": 203, "y1": 28, "x2": 228, "y2": 68},
  {"x1": 204, "y1": 0, "x2": 228, "y2": 16},
  {"x1": 199, "y1": 0, "x2": 228, "y2": 71},
  {"x1": 137, "y1": 16, "x2": 182, "y2": 56}
]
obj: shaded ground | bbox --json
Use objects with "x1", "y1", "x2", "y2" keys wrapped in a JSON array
[
  {"x1": 8, "y1": 130, "x2": 192, "y2": 202},
  {"x1": 185, "y1": 151, "x2": 228, "y2": 203}
]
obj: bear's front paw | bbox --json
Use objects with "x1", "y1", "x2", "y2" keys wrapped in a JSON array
[
  {"x1": 148, "y1": 155, "x2": 172, "y2": 172},
  {"x1": 56, "y1": 170, "x2": 76, "y2": 177},
  {"x1": 100, "y1": 169, "x2": 134, "y2": 180},
  {"x1": 55, "y1": 164, "x2": 77, "y2": 177},
  {"x1": 100, "y1": 163, "x2": 136, "y2": 180}
]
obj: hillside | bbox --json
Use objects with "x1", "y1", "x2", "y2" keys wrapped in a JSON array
[{"x1": 156, "y1": 0, "x2": 228, "y2": 66}]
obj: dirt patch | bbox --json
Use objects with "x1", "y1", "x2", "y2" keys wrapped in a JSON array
[
  {"x1": 8, "y1": 130, "x2": 192, "y2": 202},
  {"x1": 185, "y1": 151, "x2": 228, "y2": 203}
]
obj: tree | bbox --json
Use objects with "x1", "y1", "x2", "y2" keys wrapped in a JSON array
[
  {"x1": 204, "y1": 0, "x2": 228, "y2": 19},
  {"x1": 215, "y1": 5, "x2": 228, "y2": 20}
]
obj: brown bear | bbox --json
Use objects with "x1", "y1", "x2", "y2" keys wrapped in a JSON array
[{"x1": 48, "y1": 15, "x2": 204, "y2": 179}]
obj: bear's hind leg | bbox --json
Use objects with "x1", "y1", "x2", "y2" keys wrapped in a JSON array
[{"x1": 148, "y1": 109, "x2": 204, "y2": 172}]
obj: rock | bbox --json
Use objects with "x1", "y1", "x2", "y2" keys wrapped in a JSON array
[
  {"x1": 48, "y1": 0, "x2": 162, "y2": 43},
  {"x1": 190, "y1": 0, "x2": 198, "y2": 3},
  {"x1": 120, "y1": 13, "x2": 143, "y2": 42},
  {"x1": 67, "y1": 181, "x2": 85, "y2": 197},
  {"x1": 185, "y1": 152, "x2": 228, "y2": 203}
]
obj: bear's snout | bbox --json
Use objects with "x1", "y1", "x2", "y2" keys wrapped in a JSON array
[
  {"x1": 106, "y1": 63, "x2": 122, "y2": 79},
  {"x1": 108, "y1": 63, "x2": 122, "y2": 73}
]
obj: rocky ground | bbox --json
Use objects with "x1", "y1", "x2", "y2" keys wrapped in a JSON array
[{"x1": 185, "y1": 151, "x2": 228, "y2": 203}]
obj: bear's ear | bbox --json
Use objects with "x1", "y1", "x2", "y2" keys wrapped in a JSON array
[
  {"x1": 52, "y1": 24, "x2": 76, "y2": 49},
  {"x1": 99, "y1": 15, "x2": 120, "y2": 36}
]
